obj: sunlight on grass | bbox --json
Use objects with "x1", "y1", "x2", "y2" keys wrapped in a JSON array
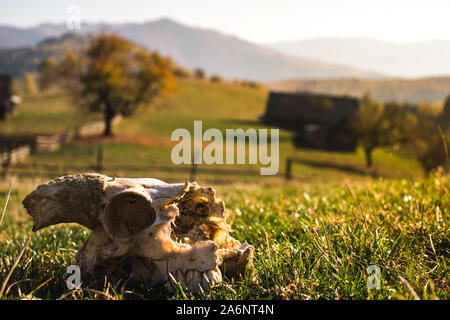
[
  {"x1": 0, "y1": 79, "x2": 444, "y2": 300},
  {"x1": 0, "y1": 172, "x2": 448, "y2": 300}
]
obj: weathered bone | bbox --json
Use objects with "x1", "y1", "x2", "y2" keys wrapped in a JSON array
[{"x1": 22, "y1": 173, "x2": 254, "y2": 292}]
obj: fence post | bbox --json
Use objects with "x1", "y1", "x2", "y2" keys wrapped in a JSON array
[
  {"x1": 190, "y1": 149, "x2": 201, "y2": 181},
  {"x1": 97, "y1": 144, "x2": 104, "y2": 172},
  {"x1": 190, "y1": 162, "x2": 197, "y2": 181},
  {"x1": 285, "y1": 157, "x2": 293, "y2": 180},
  {"x1": 0, "y1": 151, "x2": 10, "y2": 179}
]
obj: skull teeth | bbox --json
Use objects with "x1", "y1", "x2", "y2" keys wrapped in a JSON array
[
  {"x1": 168, "y1": 267, "x2": 222, "y2": 292},
  {"x1": 23, "y1": 174, "x2": 253, "y2": 293}
]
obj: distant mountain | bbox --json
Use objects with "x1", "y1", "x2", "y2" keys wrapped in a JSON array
[
  {"x1": 0, "y1": 33, "x2": 89, "y2": 77},
  {"x1": 0, "y1": 25, "x2": 47, "y2": 48},
  {"x1": 0, "y1": 23, "x2": 101, "y2": 48},
  {"x1": 269, "y1": 37, "x2": 450, "y2": 78},
  {"x1": 0, "y1": 19, "x2": 380, "y2": 81}
]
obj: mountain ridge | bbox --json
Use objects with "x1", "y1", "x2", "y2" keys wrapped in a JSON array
[
  {"x1": 0, "y1": 18, "x2": 381, "y2": 81},
  {"x1": 269, "y1": 37, "x2": 450, "y2": 78}
]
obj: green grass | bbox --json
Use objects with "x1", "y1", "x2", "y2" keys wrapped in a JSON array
[
  {"x1": 0, "y1": 172, "x2": 448, "y2": 299},
  {"x1": 1, "y1": 79, "x2": 446, "y2": 300},
  {"x1": 8, "y1": 79, "x2": 422, "y2": 182},
  {"x1": 0, "y1": 89, "x2": 101, "y2": 136}
]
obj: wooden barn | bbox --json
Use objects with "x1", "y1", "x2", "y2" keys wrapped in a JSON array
[
  {"x1": 0, "y1": 74, "x2": 19, "y2": 120},
  {"x1": 262, "y1": 91, "x2": 360, "y2": 151}
]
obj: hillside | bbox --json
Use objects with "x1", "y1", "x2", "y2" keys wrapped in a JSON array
[
  {"x1": 3, "y1": 79, "x2": 422, "y2": 182},
  {"x1": 267, "y1": 77, "x2": 450, "y2": 103},
  {"x1": 0, "y1": 19, "x2": 379, "y2": 81},
  {"x1": 0, "y1": 33, "x2": 89, "y2": 77},
  {"x1": 2, "y1": 80, "x2": 446, "y2": 301},
  {"x1": 270, "y1": 37, "x2": 450, "y2": 78}
]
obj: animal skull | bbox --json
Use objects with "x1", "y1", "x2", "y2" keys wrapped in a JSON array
[{"x1": 22, "y1": 173, "x2": 253, "y2": 292}]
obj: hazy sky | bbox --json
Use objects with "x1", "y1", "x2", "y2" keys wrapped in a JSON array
[{"x1": 1, "y1": 0, "x2": 449, "y2": 43}]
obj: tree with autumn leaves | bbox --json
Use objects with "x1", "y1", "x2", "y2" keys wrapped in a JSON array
[
  {"x1": 354, "y1": 94, "x2": 417, "y2": 168},
  {"x1": 79, "y1": 34, "x2": 175, "y2": 136},
  {"x1": 39, "y1": 34, "x2": 175, "y2": 136},
  {"x1": 354, "y1": 94, "x2": 450, "y2": 174}
]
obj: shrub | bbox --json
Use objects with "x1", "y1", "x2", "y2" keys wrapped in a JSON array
[
  {"x1": 194, "y1": 68, "x2": 205, "y2": 80},
  {"x1": 210, "y1": 74, "x2": 222, "y2": 83}
]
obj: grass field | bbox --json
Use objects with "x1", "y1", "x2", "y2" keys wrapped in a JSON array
[
  {"x1": 0, "y1": 90, "x2": 101, "y2": 137},
  {"x1": 0, "y1": 173, "x2": 448, "y2": 299},
  {"x1": 0, "y1": 79, "x2": 448, "y2": 300},
  {"x1": 8, "y1": 79, "x2": 422, "y2": 182}
]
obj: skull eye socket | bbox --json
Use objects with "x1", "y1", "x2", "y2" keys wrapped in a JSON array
[{"x1": 103, "y1": 191, "x2": 156, "y2": 239}]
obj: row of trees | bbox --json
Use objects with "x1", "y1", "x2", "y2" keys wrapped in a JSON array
[
  {"x1": 175, "y1": 66, "x2": 261, "y2": 88},
  {"x1": 355, "y1": 94, "x2": 450, "y2": 173},
  {"x1": 38, "y1": 34, "x2": 176, "y2": 136}
]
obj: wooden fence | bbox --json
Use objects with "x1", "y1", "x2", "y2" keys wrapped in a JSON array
[
  {"x1": 2, "y1": 148, "x2": 296, "y2": 182},
  {"x1": 1, "y1": 117, "x2": 308, "y2": 183},
  {"x1": 35, "y1": 131, "x2": 75, "y2": 152},
  {"x1": 0, "y1": 144, "x2": 31, "y2": 167},
  {"x1": 0, "y1": 116, "x2": 122, "y2": 168},
  {"x1": 8, "y1": 161, "x2": 291, "y2": 184},
  {"x1": 75, "y1": 116, "x2": 122, "y2": 137}
]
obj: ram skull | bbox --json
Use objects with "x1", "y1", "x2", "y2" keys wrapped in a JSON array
[{"x1": 22, "y1": 173, "x2": 253, "y2": 292}]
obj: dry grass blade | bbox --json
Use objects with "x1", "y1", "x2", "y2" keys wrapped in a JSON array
[
  {"x1": 346, "y1": 184, "x2": 367, "y2": 228},
  {"x1": 123, "y1": 290, "x2": 145, "y2": 300},
  {"x1": 321, "y1": 221, "x2": 341, "y2": 272},
  {"x1": 27, "y1": 277, "x2": 54, "y2": 296},
  {"x1": 265, "y1": 230, "x2": 273, "y2": 268},
  {"x1": 0, "y1": 177, "x2": 14, "y2": 228},
  {"x1": 322, "y1": 222, "x2": 332, "y2": 257},
  {"x1": 410, "y1": 177, "x2": 424, "y2": 237},
  {"x1": 58, "y1": 288, "x2": 118, "y2": 300},
  {"x1": 438, "y1": 125, "x2": 449, "y2": 173},
  {"x1": 0, "y1": 237, "x2": 30, "y2": 299},
  {"x1": 4, "y1": 279, "x2": 32, "y2": 297},
  {"x1": 398, "y1": 275, "x2": 421, "y2": 300}
]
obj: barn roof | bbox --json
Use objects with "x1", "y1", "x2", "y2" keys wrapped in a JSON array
[{"x1": 263, "y1": 91, "x2": 360, "y2": 130}]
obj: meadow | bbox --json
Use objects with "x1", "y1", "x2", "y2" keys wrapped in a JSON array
[
  {"x1": 8, "y1": 79, "x2": 422, "y2": 182},
  {"x1": 0, "y1": 79, "x2": 448, "y2": 300}
]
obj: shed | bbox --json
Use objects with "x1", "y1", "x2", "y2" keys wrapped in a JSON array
[{"x1": 262, "y1": 91, "x2": 359, "y2": 151}]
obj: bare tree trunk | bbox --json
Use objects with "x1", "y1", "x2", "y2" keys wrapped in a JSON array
[
  {"x1": 104, "y1": 104, "x2": 114, "y2": 137},
  {"x1": 365, "y1": 148, "x2": 373, "y2": 168}
]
